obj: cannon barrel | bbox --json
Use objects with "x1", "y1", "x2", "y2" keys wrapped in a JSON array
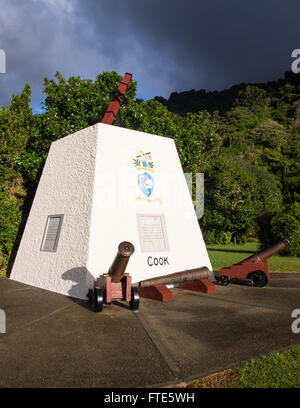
[
  {"x1": 108, "y1": 241, "x2": 135, "y2": 283},
  {"x1": 139, "y1": 266, "x2": 211, "y2": 288},
  {"x1": 240, "y1": 238, "x2": 291, "y2": 263}
]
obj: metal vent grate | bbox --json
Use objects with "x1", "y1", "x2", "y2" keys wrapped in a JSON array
[{"x1": 41, "y1": 215, "x2": 64, "y2": 252}]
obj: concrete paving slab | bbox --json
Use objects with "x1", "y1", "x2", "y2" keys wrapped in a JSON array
[{"x1": 0, "y1": 273, "x2": 300, "y2": 387}]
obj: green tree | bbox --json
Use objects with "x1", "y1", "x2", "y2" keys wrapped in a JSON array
[
  {"x1": 252, "y1": 119, "x2": 287, "y2": 149},
  {"x1": 42, "y1": 71, "x2": 136, "y2": 137},
  {"x1": 15, "y1": 71, "x2": 137, "y2": 186},
  {"x1": 123, "y1": 100, "x2": 221, "y2": 171},
  {"x1": 200, "y1": 153, "x2": 257, "y2": 244},
  {"x1": 0, "y1": 84, "x2": 32, "y2": 271},
  {"x1": 0, "y1": 189, "x2": 23, "y2": 271},
  {"x1": 234, "y1": 85, "x2": 271, "y2": 119},
  {"x1": 260, "y1": 202, "x2": 300, "y2": 256},
  {"x1": 0, "y1": 84, "x2": 31, "y2": 176}
]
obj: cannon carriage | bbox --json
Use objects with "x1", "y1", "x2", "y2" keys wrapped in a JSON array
[
  {"x1": 87, "y1": 241, "x2": 139, "y2": 312},
  {"x1": 216, "y1": 238, "x2": 291, "y2": 287}
]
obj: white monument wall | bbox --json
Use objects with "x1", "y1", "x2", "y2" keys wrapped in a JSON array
[
  {"x1": 11, "y1": 123, "x2": 213, "y2": 299},
  {"x1": 10, "y1": 125, "x2": 98, "y2": 299}
]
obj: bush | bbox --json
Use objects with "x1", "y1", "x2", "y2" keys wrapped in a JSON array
[
  {"x1": 203, "y1": 229, "x2": 232, "y2": 245},
  {"x1": 0, "y1": 189, "x2": 23, "y2": 270},
  {"x1": 259, "y1": 202, "x2": 300, "y2": 256},
  {"x1": 247, "y1": 237, "x2": 260, "y2": 243},
  {"x1": 203, "y1": 229, "x2": 218, "y2": 245}
]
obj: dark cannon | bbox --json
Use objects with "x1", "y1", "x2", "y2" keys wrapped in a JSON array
[
  {"x1": 139, "y1": 266, "x2": 211, "y2": 287},
  {"x1": 216, "y1": 238, "x2": 291, "y2": 287},
  {"x1": 138, "y1": 266, "x2": 216, "y2": 301},
  {"x1": 240, "y1": 238, "x2": 290, "y2": 263},
  {"x1": 87, "y1": 241, "x2": 139, "y2": 312},
  {"x1": 108, "y1": 241, "x2": 135, "y2": 283}
]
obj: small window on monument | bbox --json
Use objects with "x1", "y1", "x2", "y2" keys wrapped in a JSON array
[{"x1": 41, "y1": 215, "x2": 64, "y2": 252}]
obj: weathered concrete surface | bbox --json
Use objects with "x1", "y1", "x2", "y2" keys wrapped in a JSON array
[{"x1": 0, "y1": 273, "x2": 299, "y2": 387}]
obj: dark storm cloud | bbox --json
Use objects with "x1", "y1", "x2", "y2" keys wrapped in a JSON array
[
  {"x1": 81, "y1": 0, "x2": 300, "y2": 94},
  {"x1": 0, "y1": 0, "x2": 299, "y2": 107}
]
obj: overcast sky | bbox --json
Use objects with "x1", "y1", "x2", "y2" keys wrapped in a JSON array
[{"x1": 0, "y1": 0, "x2": 299, "y2": 110}]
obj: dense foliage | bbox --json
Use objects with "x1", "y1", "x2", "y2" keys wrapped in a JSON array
[
  {"x1": 0, "y1": 70, "x2": 299, "y2": 272},
  {"x1": 158, "y1": 72, "x2": 299, "y2": 254},
  {"x1": 0, "y1": 85, "x2": 31, "y2": 271}
]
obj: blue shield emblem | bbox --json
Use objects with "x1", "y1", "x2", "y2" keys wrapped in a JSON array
[{"x1": 137, "y1": 172, "x2": 154, "y2": 197}]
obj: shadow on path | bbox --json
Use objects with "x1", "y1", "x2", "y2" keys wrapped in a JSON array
[
  {"x1": 61, "y1": 267, "x2": 131, "y2": 312},
  {"x1": 62, "y1": 267, "x2": 95, "y2": 312}
]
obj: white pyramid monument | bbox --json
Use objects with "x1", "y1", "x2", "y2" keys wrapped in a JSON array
[{"x1": 10, "y1": 123, "x2": 213, "y2": 299}]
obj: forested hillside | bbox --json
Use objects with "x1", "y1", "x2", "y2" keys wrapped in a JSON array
[
  {"x1": 0, "y1": 71, "x2": 299, "y2": 274},
  {"x1": 155, "y1": 71, "x2": 300, "y2": 115},
  {"x1": 157, "y1": 71, "x2": 300, "y2": 254}
]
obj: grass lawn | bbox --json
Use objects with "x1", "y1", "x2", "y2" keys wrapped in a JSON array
[
  {"x1": 207, "y1": 242, "x2": 300, "y2": 273},
  {"x1": 185, "y1": 345, "x2": 300, "y2": 388}
]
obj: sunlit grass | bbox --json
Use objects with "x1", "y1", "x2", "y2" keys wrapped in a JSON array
[
  {"x1": 186, "y1": 346, "x2": 300, "y2": 388},
  {"x1": 207, "y1": 242, "x2": 300, "y2": 272}
]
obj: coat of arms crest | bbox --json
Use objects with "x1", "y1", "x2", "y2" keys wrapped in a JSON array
[{"x1": 132, "y1": 150, "x2": 155, "y2": 197}]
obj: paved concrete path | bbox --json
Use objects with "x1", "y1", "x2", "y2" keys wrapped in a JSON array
[{"x1": 0, "y1": 273, "x2": 299, "y2": 387}]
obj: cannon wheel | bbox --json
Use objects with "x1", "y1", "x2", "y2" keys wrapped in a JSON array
[
  {"x1": 219, "y1": 275, "x2": 230, "y2": 286},
  {"x1": 129, "y1": 287, "x2": 140, "y2": 311},
  {"x1": 94, "y1": 287, "x2": 104, "y2": 312},
  {"x1": 247, "y1": 270, "x2": 268, "y2": 287}
]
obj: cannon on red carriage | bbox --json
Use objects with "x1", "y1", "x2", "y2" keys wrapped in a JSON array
[
  {"x1": 87, "y1": 241, "x2": 139, "y2": 312},
  {"x1": 216, "y1": 238, "x2": 291, "y2": 287}
]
